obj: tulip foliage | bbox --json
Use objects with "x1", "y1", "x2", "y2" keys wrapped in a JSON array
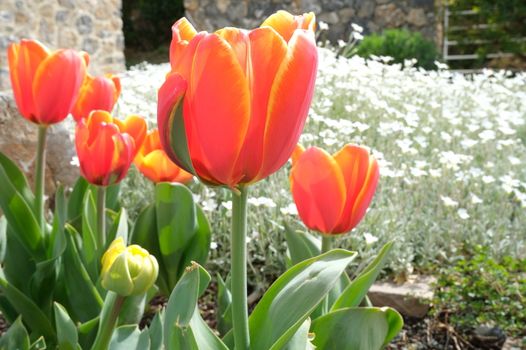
[{"x1": 0, "y1": 10, "x2": 403, "y2": 350}]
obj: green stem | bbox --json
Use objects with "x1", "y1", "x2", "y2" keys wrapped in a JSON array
[
  {"x1": 321, "y1": 234, "x2": 333, "y2": 314},
  {"x1": 35, "y1": 125, "x2": 48, "y2": 233},
  {"x1": 321, "y1": 235, "x2": 332, "y2": 253},
  {"x1": 97, "y1": 186, "x2": 107, "y2": 250},
  {"x1": 91, "y1": 294, "x2": 125, "y2": 350},
  {"x1": 231, "y1": 185, "x2": 250, "y2": 350}
]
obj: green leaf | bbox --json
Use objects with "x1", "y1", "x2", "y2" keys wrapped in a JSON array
[
  {"x1": 105, "y1": 183, "x2": 121, "y2": 212},
  {"x1": 109, "y1": 325, "x2": 150, "y2": 350},
  {"x1": 0, "y1": 152, "x2": 34, "y2": 209},
  {"x1": 216, "y1": 274, "x2": 232, "y2": 336},
  {"x1": 247, "y1": 249, "x2": 357, "y2": 350},
  {"x1": 155, "y1": 183, "x2": 198, "y2": 287},
  {"x1": 54, "y1": 302, "x2": 79, "y2": 350},
  {"x1": 148, "y1": 311, "x2": 164, "y2": 350},
  {"x1": 63, "y1": 225, "x2": 103, "y2": 322},
  {"x1": 281, "y1": 318, "x2": 314, "y2": 350},
  {"x1": 179, "y1": 205, "x2": 211, "y2": 280},
  {"x1": 188, "y1": 307, "x2": 229, "y2": 350},
  {"x1": 163, "y1": 262, "x2": 210, "y2": 350},
  {"x1": 49, "y1": 185, "x2": 67, "y2": 259},
  {"x1": 130, "y1": 204, "x2": 170, "y2": 295},
  {"x1": 284, "y1": 224, "x2": 321, "y2": 265},
  {"x1": 331, "y1": 241, "x2": 394, "y2": 311},
  {"x1": 107, "y1": 208, "x2": 128, "y2": 244},
  {"x1": 118, "y1": 292, "x2": 147, "y2": 326},
  {"x1": 67, "y1": 177, "x2": 89, "y2": 223},
  {"x1": 81, "y1": 191, "x2": 98, "y2": 273},
  {"x1": 310, "y1": 307, "x2": 404, "y2": 349},
  {"x1": 167, "y1": 91, "x2": 195, "y2": 174},
  {"x1": 0, "y1": 270, "x2": 55, "y2": 341},
  {"x1": 0, "y1": 164, "x2": 42, "y2": 256},
  {"x1": 0, "y1": 317, "x2": 30, "y2": 350},
  {"x1": 0, "y1": 216, "x2": 7, "y2": 262},
  {"x1": 29, "y1": 337, "x2": 46, "y2": 350},
  {"x1": 2, "y1": 227, "x2": 35, "y2": 294}
]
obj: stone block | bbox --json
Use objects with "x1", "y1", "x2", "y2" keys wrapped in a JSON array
[{"x1": 368, "y1": 275, "x2": 435, "y2": 318}]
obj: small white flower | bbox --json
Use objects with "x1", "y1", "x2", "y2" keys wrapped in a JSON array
[
  {"x1": 351, "y1": 23, "x2": 364, "y2": 33},
  {"x1": 280, "y1": 203, "x2": 298, "y2": 216},
  {"x1": 318, "y1": 21, "x2": 329, "y2": 31},
  {"x1": 221, "y1": 201, "x2": 232, "y2": 210},
  {"x1": 457, "y1": 208, "x2": 470, "y2": 220},
  {"x1": 210, "y1": 242, "x2": 218, "y2": 250},
  {"x1": 470, "y1": 194, "x2": 483, "y2": 204},
  {"x1": 363, "y1": 232, "x2": 379, "y2": 245},
  {"x1": 70, "y1": 156, "x2": 80, "y2": 167},
  {"x1": 441, "y1": 196, "x2": 458, "y2": 207},
  {"x1": 482, "y1": 175, "x2": 495, "y2": 184}
]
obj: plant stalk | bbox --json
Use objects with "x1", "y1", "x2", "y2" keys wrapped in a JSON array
[
  {"x1": 231, "y1": 185, "x2": 250, "y2": 350},
  {"x1": 97, "y1": 186, "x2": 107, "y2": 250},
  {"x1": 321, "y1": 234, "x2": 333, "y2": 314},
  {"x1": 91, "y1": 294, "x2": 125, "y2": 350},
  {"x1": 35, "y1": 125, "x2": 48, "y2": 233}
]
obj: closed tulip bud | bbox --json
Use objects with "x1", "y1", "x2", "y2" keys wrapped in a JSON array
[
  {"x1": 158, "y1": 10, "x2": 318, "y2": 187},
  {"x1": 8, "y1": 39, "x2": 88, "y2": 125},
  {"x1": 101, "y1": 237, "x2": 159, "y2": 296},
  {"x1": 75, "y1": 110, "x2": 146, "y2": 186},
  {"x1": 71, "y1": 73, "x2": 121, "y2": 122},
  {"x1": 290, "y1": 144, "x2": 380, "y2": 235}
]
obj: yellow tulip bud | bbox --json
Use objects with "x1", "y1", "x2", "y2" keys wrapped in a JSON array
[{"x1": 101, "y1": 237, "x2": 159, "y2": 296}]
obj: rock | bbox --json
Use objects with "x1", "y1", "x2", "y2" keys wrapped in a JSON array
[
  {"x1": 374, "y1": 4, "x2": 406, "y2": 28},
  {"x1": 184, "y1": 0, "x2": 200, "y2": 12},
  {"x1": 216, "y1": 0, "x2": 230, "y2": 14},
  {"x1": 407, "y1": 8, "x2": 427, "y2": 27},
  {"x1": 338, "y1": 7, "x2": 355, "y2": 22},
  {"x1": 368, "y1": 275, "x2": 435, "y2": 318},
  {"x1": 357, "y1": 0, "x2": 375, "y2": 18},
  {"x1": 471, "y1": 325, "x2": 506, "y2": 349},
  {"x1": 76, "y1": 14, "x2": 93, "y2": 34},
  {"x1": 318, "y1": 11, "x2": 340, "y2": 25},
  {"x1": 0, "y1": 92, "x2": 79, "y2": 195}
]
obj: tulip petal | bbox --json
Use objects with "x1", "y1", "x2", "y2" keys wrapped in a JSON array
[
  {"x1": 170, "y1": 18, "x2": 198, "y2": 70},
  {"x1": 257, "y1": 29, "x2": 317, "y2": 180},
  {"x1": 332, "y1": 145, "x2": 378, "y2": 233},
  {"x1": 184, "y1": 33, "x2": 250, "y2": 185},
  {"x1": 157, "y1": 72, "x2": 196, "y2": 176},
  {"x1": 233, "y1": 27, "x2": 288, "y2": 182},
  {"x1": 291, "y1": 147, "x2": 346, "y2": 233},
  {"x1": 8, "y1": 40, "x2": 49, "y2": 122},
  {"x1": 72, "y1": 75, "x2": 120, "y2": 121},
  {"x1": 33, "y1": 49, "x2": 86, "y2": 124},
  {"x1": 215, "y1": 27, "x2": 250, "y2": 74},
  {"x1": 120, "y1": 114, "x2": 147, "y2": 153},
  {"x1": 260, "y1": 10, "x2": 316, "y2": 42}
]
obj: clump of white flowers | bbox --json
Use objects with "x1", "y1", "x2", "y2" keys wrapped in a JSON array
[{"x1": 118, "y1": 47, "x2": 526, "y2": 279}]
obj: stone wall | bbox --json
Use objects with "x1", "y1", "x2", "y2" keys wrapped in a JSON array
[
  {"x1": 184, "y1": 0, "x2": 438, "y2": 43},
  {"x1": 0, "y1": 0, "x2": 126, "y2": 91}
]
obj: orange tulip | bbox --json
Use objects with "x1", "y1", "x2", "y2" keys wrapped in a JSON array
[
  {"x1": 290, "y1": 144, "x2": 380, "y2": 235},
  {"x1": 134, "y1": 129, "x2": 193, "y2": 184},
  {"x1": 158, "y1": 10, "x2": 318, "y2": 187},
  {"x1": 75, "y1": 110, "x2": 147, "y2": 186},
  {"x1": 7, "y1": 39, "x2": 87, "y2": 125},
  {"x1": 71, "y1": 73, "x2": 121, "y2": 122}
]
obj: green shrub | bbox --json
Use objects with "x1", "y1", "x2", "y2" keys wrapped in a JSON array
[
  {"x1": 433, "y1": 246, "x2": 526, "y2": 337},
  {"x1": 355, "y1": 29, "x2": 439, "y2": 70}
]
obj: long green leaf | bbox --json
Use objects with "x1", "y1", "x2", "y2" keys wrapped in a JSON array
[
  {"x1": 109, "y1": 325, "x2": 150, "y2": 350},
  {"x1": 0, "y1": 165, "x2": 42, "y2": 255},
  {"x1": 284, "y1": 225, "x2": 320, "y2": 265},
  {"x1": 179, "y1": 205, "x2": 211, "y2": 279},
  {"x1": 163, "y1": 262, "x2": 210, "y2": 350},
  {"x1": 0, "y1": 270, "x2": 55, "y2": 341},
  {"x1": 331, "y1": 241, "x2": 394, "y2": 311},
  {"x1": 107, "y1": 208, "x2": 128, "y2": 244},
  {"x1": 54, "y1": 302, "x2": 79, "y2": 350},
  {"x1": 81, "y1": 191, "x2": 98, "y2": 277},
  {"x1": 148, "y1": 311, "x2": 164, "y2": 350},
  {"x1": 0, "y1": 152, "x2": 34, "y2": 209},
  {"x1": 155, "y1": 183, "x2": 197, "y2": 287},
  {"x1": 216, "y1": 274, "x2": 232, "y2": 336},
  {"x1": 63, "y1": 225, "x2": 103, "y2": 322},
  {"x1": 0, "y1": 317, "x2": 30, "y2": 350},
  {"x1": 310, "y1": 307, "x2": 403, "y2": 349},
  {"x1": 188, "y1": 307, "x2": 228, "y2": 350},
  {"x1": 281, "y1": 318, "x2": 314, "y2": 350},
  {"x1": 67, "y1": 177, "x2": 89, "y2": 222},
  {"x1": 0, "y1": 216, "x2": 7, "y2": 263},
  {"x1": 247, "y1": 249, "x2": 357, "y2": 350}
]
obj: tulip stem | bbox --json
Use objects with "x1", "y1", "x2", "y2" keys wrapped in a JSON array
[
  {"x1": 231, "y1": 185, "x2": 250, "y2": 350},
  {"x1": 321, "y1": 235, "x2": 333, "y2": 314},
  {"x1": 97, "y1": 186, "x2": 107, "y2": 250},
  {"x1": 35, "y1": 125, "x2": 48, "y2": 234},
  {"x1": 321, "y1": 235, "x2": 332, "y2": 253},
  {"x1": 91, "y1": 293, "x2": 125, "y2": 350}
]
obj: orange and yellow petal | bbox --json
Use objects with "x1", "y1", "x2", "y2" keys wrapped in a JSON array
[
  {"x1": 291, "y1": 147, "x2": 346, "y2": 233},
  {"x1": 260, "y1": 10, "x2": 316, "y2": 42},
  {"x1": 8, "y1": 39, "x2": 49, "y2": 122},
  {"x1": 170, "y1": 18, "x2": 199, "y2": 70},
  {"x1": 33, "y1": 49, "x2": 86, "y2": 124},
  {"x1": 257, "y1": 29, "x2": 317, "y2": 181},
  {"x1": 183, "y1": 33, "x2": 250, "y2": 185},
  {"x1": 120, "y1": 115, "x2": 147, "y2": 152}
]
